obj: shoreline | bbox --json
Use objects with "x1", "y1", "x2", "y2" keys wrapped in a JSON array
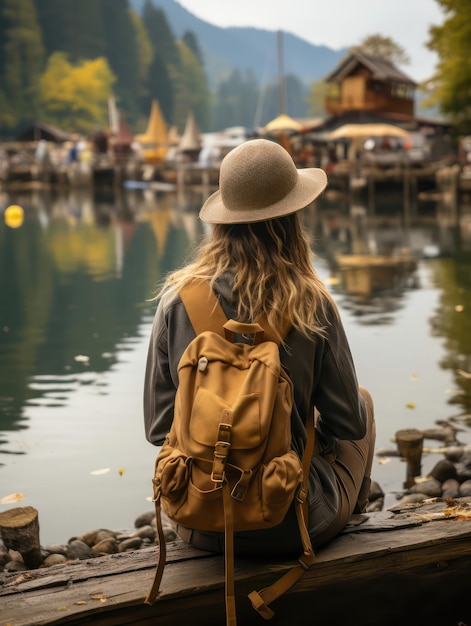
[{"x1": 1, "y1": 418, "x2": 471, "y2": 574}]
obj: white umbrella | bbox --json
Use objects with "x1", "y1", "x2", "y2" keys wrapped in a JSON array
[
  {"x1": 263, "y1": 114, "x2": 303, "y2": 134},
  {"x1": 328, "y1": 123, "x2": 410, "y2": 140}
]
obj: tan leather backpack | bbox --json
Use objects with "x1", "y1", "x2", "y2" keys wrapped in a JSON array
[{"x1": 145, "y1": 281, "x2": 316, "y2": 625}]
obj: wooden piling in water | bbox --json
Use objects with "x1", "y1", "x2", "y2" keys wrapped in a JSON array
[
  {"x1": 395, "y1": 428, "x2": 424, "y2": 488},
  {"x1": 0, "y1": 506, "x2": 42, "y2": 569}
]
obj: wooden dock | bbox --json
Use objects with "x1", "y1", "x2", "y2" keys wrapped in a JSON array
[{"x1": 1, "y1": 497, "x2": 471, "y2": 626}]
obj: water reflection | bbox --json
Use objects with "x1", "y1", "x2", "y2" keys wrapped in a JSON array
[
  {"x1": 0, "y1": 183, "x2": 471, "y2": 540},
  {"x1": 0, "y1": 186, "x2": 207, "y2": 454}
]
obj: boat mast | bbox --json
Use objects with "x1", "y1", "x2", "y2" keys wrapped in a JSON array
[{"x1": 278, "y1": 30, "x2": 286, "y2": 115}]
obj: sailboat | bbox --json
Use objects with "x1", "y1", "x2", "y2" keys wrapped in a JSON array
[
  {"x1": 135, "y1": 99, "x2": 169, "y2": 164},
  {"x1": 177, "y1": 110, "x2": 202, "y2": 161}
]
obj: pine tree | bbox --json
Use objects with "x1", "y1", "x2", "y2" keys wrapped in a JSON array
[
  {"x1": 0, "y1": 0, "x2": 45, "y2": 134},
  {"x1": 141, "y1": 0, "x2": 180, "y2": 124},
  {"x1": 426, "y1": 0, "x2": 471, "y2": 133},
  {"x1": 33, "y1": 0, "x2": 105, "y2": 62},
  {"x1": 100, "y1": 0, "x2": 140, "y2": 123}
]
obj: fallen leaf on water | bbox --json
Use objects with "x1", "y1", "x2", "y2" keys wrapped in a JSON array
[
  {"x1": 118, "y1": 468, "x2": 125, "y2": 476},
  {"x1": 409, "y1": 373, "x2": 419, "y2": 381},
  {"x1": 90, "y1": 468, "x2": 111, "y2": 476},
  {"x1": 455, "y1": 305, "x2": 464, "y2": 312},
  {"x1": 0, "y1": 492, "x2": 25, "y2": 504},
  {"x1": 56, "y1": 606, "x2": 67, "y2": 611},
  {"x1": 74, "y1": 601, "x2": 87, "y2": 605},
  {"x1": 457, "y1": 369, "x2": 471, "y2": 379},
  {"x1": 406, "y1": 402, "x2": 416, "y2": 409},
  {"x1": 376, "y1": 458, "x2": 391, "y2": 465},
  {"x1": 74, "y1": 354, "x2": 90, "y2": 363}
]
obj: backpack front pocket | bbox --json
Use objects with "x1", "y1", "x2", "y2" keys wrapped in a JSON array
[{"x1": 260, "y1": 451, "x2": 303, "y2": 523}]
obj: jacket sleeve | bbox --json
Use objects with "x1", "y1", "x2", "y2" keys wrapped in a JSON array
[
  {"x1": 314, "y1": 308, "x2": 367, "y2": 443},
  {"x1": 143, "y1": 299, "x2": 177, "y2": 446},
  {"x1": 143, "y1": 296, "x2": 196, "y2": 446}
]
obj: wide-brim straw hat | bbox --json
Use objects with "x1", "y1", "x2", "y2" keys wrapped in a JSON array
[{"x1": 199, "y1": 138, "x2": 328, "y2": 224}]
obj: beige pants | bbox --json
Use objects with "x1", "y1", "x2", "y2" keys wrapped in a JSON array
[{"x1": 313, "y1": 386, "x2": 376, "y2": 547}]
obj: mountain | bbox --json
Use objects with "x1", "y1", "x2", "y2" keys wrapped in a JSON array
[{"x1": 130, "y1": 0, "x2": 347, "y2": 88}]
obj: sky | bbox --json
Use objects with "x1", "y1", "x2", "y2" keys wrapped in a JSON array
[{"x1": 177, "y1": 0, "x2": 444, "y2": 82}]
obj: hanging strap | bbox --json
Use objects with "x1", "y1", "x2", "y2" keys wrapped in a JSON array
[
  {"x1": 144, "y1": 499, "x2": 167, "y2": 606},
  {"x1": 222, "y1": 480, "x2": 237, "y2": 626},
  {"x1": 247, "y1": 409, "x2": 317, "y2": 620}
]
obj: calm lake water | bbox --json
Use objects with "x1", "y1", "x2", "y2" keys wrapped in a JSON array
[{"x1": 1, "y1": 184, "x2": 470, "y2": 545}]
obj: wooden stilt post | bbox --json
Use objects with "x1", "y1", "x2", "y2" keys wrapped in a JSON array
[
  {"x1": 0, "y1": 506, "x2": 42, "y2": 569},
  {"x1": 395, "y1": 428, "x2": 424, "y2": 489}
]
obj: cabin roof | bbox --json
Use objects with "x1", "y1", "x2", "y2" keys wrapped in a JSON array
[
  {"x1": 15, "y1": 121, "x2": 72, "y2": 143},
  {"x1": 325, "y1": 52, "x2": 417, "y2": 87}
]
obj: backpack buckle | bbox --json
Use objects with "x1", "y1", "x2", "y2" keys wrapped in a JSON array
[
  {"x1": 211, "y1": 440, "x2": 230, "y2": 483},
  {"x1": 231, "y1": 469, "x2": 252, "y2": 501}
]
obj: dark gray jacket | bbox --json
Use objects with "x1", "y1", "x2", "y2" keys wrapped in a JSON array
[{"x1": 143, "y1": 274, "x2": 367, "y2": 548}]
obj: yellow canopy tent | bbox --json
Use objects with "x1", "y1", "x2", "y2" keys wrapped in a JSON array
[{"x1": 135, "y1": 99, "x2": 169, "y2": 163}]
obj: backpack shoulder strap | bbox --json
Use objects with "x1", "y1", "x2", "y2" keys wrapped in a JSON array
[
  {"x1": 179, "y1": 281, "x2": 228, "y2": 337},
  {"x1": 179, "y1": 280, "x2": 290, "y2": 344}
]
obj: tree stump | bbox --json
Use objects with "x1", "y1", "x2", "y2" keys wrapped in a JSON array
[
  {"x1": 395, "y1": 428, "x2": 424, "y2": 488},
  {"x1": 0, "y1": 506, "x2": 42, "y2": 569}
]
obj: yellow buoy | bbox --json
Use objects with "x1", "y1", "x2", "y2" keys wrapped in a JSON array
[{"x1": 4, "y1": 204, "x2": 25, "y2": 229}]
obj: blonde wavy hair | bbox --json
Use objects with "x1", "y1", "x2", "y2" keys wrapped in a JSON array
[{"x1": 158, "y1": 213, "x2": 338, "y2": 340}]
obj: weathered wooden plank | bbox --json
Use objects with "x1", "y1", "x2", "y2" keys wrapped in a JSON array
[{"x1": 2, "y1": 498, "x2": 471, "y2": 626}]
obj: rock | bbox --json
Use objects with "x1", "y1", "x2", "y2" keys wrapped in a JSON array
[
  {"x1": 441, "y1": 478, "x2": 460, "y2": 498},
  {"x1": 407, "y1": 478, "x2": 442, "y2": 497},
  {"x1": 456, "y1": 465, "x2": 471, "y2": 482},
  {"x1": 91, "y1": 538, "x2": 119, "y2": 556},
  {"x1": 119, "y1": 537, "x2": 143, "y2": 552},
  {"x1": 460, "y1": 451, "x2": 471, "y2": 469},
  {"x1": 73, "y1": 529, "x2": 115, "y2": 547},
  {"x1": 134, "y1": 511, "x2": 155, "y2": 528},
  {"x1": 8, "y1": 549, "x2": 24, "y2": 563},
  {"x1": 367, "y1": 497, "x2": 384, "y2": 512},
  {"x1": 0, "y1": 550, "x2": 10, "y2": 568},
  {"x1": 4, "y1": 561, "x2": 27, "y2": 572},
  {"x1": 394, "y1": 493, "x2": 430, "y2": 506},
  {"x1": 430, "y1": 459, "x2": 458, "y2": 483},
  {"x1": 43, "y1": 544, "x2": 68, "y2": 556},
  {"x1": 458, "y1": 480, "x2": 471, "y2": 497},
  {"x1": 66, "y1": 540, "x2": 92, "y2": 560},
  {"x1": 94, "y1": 530, "x2": 117, "y2": 544},
  {"x1": 368, "y1": 480, "x2": 385, "y2": 502},
  {"x1": 422, "y1": 425, "x2": 458, "y2": 446},
  {"x1": 42, "y1": 554, "x2": 67, "y2": 567},
  {"x1": 131, "y1": 525, "x2": 155, "y2": 540},
  {"x1": 163, "y1": 526, "x2": 177, "y2": 543},
  {"x1": 444, "y1": 446, "x2": 466, "y2": 463}
]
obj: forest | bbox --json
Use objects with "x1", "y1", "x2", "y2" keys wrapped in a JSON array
[
  {"x1": 0, "y1": 0, "x2": 313, "y2": 138},
  {"x1": 0, "y1": 0, "x2": 470, "y2": 138}
]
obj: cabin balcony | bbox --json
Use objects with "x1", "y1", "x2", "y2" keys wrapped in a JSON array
[{"x1": 325, "y1": 95, "x2": 414, "y2": 117}]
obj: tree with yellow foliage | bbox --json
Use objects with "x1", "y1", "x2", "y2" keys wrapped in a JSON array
[{"x1": 39, "y1": 52, "x2": 115, "y2": 133}]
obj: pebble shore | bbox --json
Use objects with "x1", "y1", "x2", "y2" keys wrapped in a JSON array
[{"x1": 2, "y1": 422, "x2": 471, "y2": 574}]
